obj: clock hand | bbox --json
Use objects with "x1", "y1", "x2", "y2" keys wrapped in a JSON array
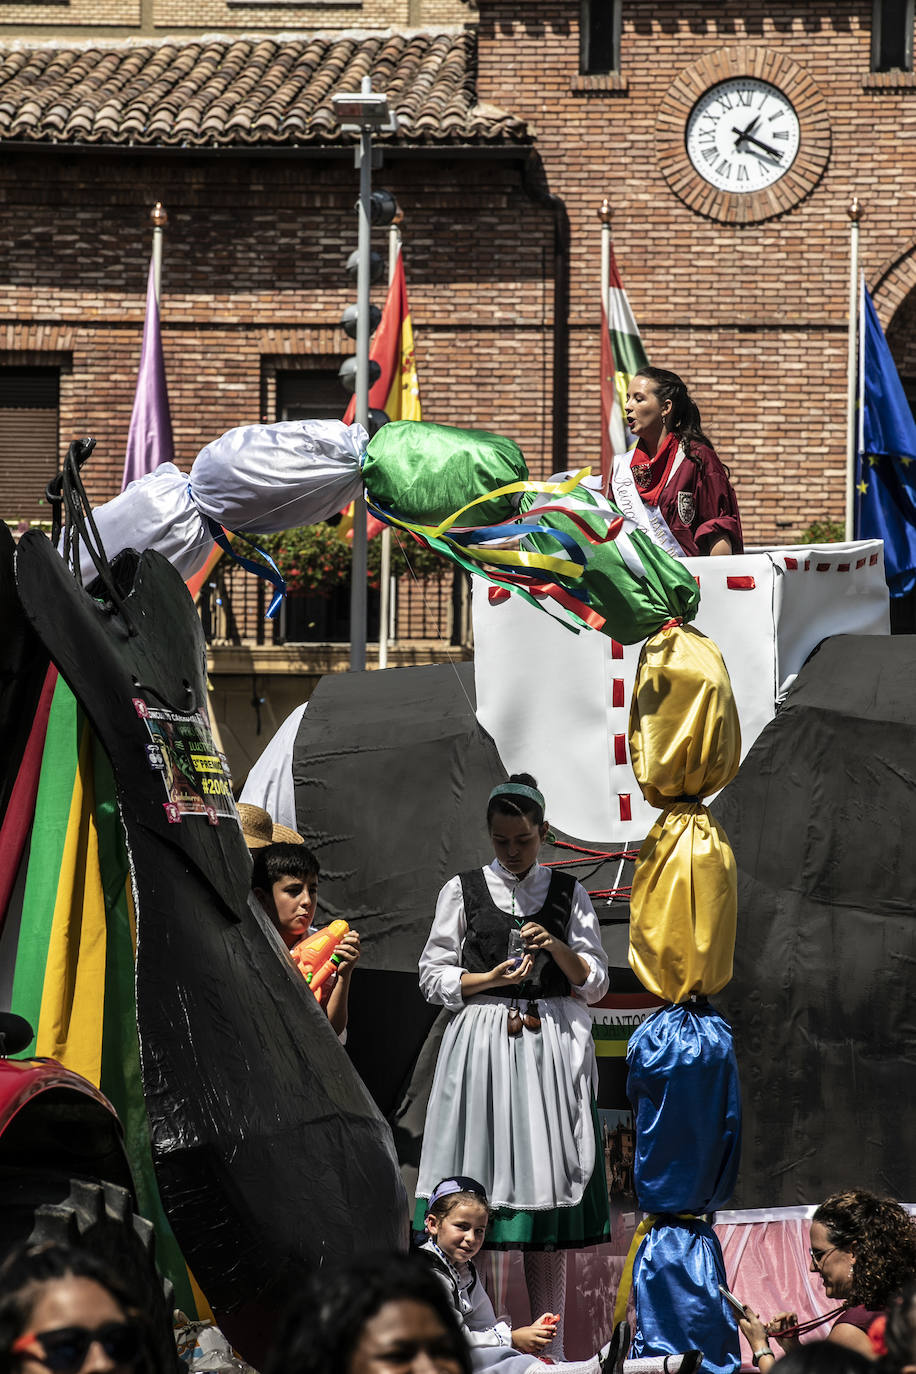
[
  {"x1": 735, "y1": 128, "x2": 783, "y2": 159},
  {"x1": 733, "y1": 115, "x2": 761, "y2": 145}
]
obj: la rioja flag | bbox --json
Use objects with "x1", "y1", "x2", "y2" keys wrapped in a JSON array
[{"x1": 600, "y1": 244, "x2": 648, "y2": 484}]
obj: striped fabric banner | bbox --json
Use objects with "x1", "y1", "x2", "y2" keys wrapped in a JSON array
[
  {"x1": 8, "y1": 675, "x2": 199, "y2": 1315},
  {"x1": 600, "y1": 244, "x2": 649, "y2": 483}
]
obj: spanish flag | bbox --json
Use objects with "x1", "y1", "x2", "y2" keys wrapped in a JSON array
[
  {"x1": 344, "y1": 245, "x2": 421, "y2": 427},
  {"x1": 341, "y1": 248, "x2": 421, "y2": 538},
  {"x1": 600, "y1": 242, "x2": 648, "y2": 485}
]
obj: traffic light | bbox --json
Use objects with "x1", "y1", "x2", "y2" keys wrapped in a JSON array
[
  {"x1": 338, "y1": 357, "x2": 381, "y2": 394},
  {"x1": 346, "y1": 249, "x2": 385, "y2": 284},
  {"x1": 368, "y1": 190, "x2": 399, "y2": 225},
  {"x1": 341, "y1": 303, "x2": 382, "y2": 339}
]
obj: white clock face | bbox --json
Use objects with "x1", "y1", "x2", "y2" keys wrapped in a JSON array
[{"x1": 685, "y1": 78, "x2": 801, "y2": 193}]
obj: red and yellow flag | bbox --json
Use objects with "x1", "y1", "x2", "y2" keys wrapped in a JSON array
[
  {"x1": 342, "y1": 247, "x2": 421, "y2": 536},
  {"x1": 344, "y1": 246, "x2": 421, "y2": 427}
]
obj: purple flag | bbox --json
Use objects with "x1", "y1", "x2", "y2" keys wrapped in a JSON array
[{"x1": 121, "y1": 257, "x2": 174, "y2": 490}]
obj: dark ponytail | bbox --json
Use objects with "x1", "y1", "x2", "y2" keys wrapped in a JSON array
[{"x1": 633, "y1": 366, "x2": 713, "y2": 465}]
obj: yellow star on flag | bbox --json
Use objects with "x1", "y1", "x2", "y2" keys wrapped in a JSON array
[
  {"x1": 901, "y1": 455, "x2": 913, "y2": 467},
  {"x1": 856, "y1": 479, "x2": 869, "y2": 495},
  {"x1": 867, "y1": 454, "x2": 878, "y2": 466}
]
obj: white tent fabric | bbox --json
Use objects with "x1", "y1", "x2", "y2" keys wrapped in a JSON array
[{"x1": 240, "y1": 701, "x2": 307, "y2": 830}]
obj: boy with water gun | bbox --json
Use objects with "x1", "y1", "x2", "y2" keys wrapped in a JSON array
[{"x1": 251, "y1": 842, "x2": 360, "y2": 1038}]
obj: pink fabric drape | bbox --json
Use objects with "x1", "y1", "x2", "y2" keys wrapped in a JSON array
[
  {"x1": 715, "y1": 1214, "x2": 826, "y2": 1367},
  {"x1": 480, "y1": 1214, "x2": 822, "y2": 1363}
]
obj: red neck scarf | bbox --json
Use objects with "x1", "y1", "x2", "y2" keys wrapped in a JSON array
[{"x1": 630, "y1": 432, "x2": 679, "y2": 506}]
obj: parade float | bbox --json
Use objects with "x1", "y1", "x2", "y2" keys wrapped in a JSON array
[{"x1": 0, "y1": 416, "x2": 906, "y2": 1371}]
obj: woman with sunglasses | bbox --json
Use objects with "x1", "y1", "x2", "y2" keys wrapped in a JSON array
[
  {"x1": 0, "y1": 1244, "x2": 153, "y2": 1374},
  {"x1": 738, "y1": 1192, "x2": 916, "y2": 1365}
]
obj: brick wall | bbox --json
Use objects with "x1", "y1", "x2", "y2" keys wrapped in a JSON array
[
  {"x1": 476, "y1": 0, "x2": 916, "y2": 544},
  {"x1": 0, "y1": 150, "x2": 554, "y2": 515},
  {"x1": 0, "y1": 0, "x2": 472, "y2": 35},
  {"x1": 4, "y1": 1, "x2": 916, "y2": 555}
]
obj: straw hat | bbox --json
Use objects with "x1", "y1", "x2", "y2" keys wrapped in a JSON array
[{"x1": 237, "y1": 802, "x2": 304, "y2": 848}]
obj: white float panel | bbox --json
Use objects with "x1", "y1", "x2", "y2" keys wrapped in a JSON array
[{"x1": 472, "y1": 542, "x2": 889, "y2": 845}]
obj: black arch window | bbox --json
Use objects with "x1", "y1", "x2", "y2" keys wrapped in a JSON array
[
  {"x1": 872, "y1": 0, "x2": 914, "y2": 71},
  {"x1": 580, "y1": 0, "x2": 621, "y2": 75},
  {"x1": 276, "y1": 369, "x2": 344, "y2": 422}
]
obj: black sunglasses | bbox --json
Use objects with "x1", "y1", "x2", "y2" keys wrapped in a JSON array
[{"x1": 12, "y1": 1321, "x2": 142, "y2": 1372}]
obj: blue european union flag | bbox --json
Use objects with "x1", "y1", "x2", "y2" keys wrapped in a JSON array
[{"x1": 856, "y1": 287, "x2": 916, "y2": 596}]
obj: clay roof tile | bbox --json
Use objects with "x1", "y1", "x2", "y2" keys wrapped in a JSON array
[{"x1": 0, "y1": 31, "x2": 530, "y2": 149}]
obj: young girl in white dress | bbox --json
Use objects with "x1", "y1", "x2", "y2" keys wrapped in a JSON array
[
  {"x1": 415, "y1": 776, "x2": 611, "y2": 1359},
  {"x1": 417, "y1": 1177, "x2": 613, "y2": 1374}
]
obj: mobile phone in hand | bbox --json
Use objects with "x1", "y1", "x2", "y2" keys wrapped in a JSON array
[{"x1": 718, "y1": 1284, "x2": 748, "y2": 1318}]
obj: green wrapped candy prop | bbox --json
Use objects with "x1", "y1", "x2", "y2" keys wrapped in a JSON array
[
  {"x1": 362, "y1": 421, "x2": 529, "y2": 527},
  {"x1": 362, "y1": 421, "x2": 699, "y2": 644},
  {"x1": 517, "y1": 482, "x2": 700, "y2": 643}
]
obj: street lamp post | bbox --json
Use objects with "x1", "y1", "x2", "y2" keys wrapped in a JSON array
[{"x1": 332, "y1": 81, "x2": 393, "y2": 672}]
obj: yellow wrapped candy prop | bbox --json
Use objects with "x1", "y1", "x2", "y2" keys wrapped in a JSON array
[{"x1": 627, "y1": 623, "x2": 741, "y2": 1003}]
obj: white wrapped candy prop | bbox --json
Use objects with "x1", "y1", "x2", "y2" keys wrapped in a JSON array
[
  {"x1": 76, "y1": 421, "x2": 367, "y2": 583},
  {"x1": 86, "y1": 462, "x2": 213, "y2": 581},
  {"x1": 190, "y1": 419, "x2": 366, "y2": 533}
]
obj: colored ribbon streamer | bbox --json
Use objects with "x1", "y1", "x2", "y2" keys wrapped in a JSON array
[
  {"x1": 522, "y1": 505, "x2": 625, "y2": 546},
  {"x1": 205, "y1": 518, "x2": 286, "y2": 619},
  {"x1": 367, "y1": 467, "x2": 590, "y2": 541},
  {"x1": 448, "y1": 520, "x2": 588, "y2": 569},
  {"x1": 403, "y1": 527, "x2": 601, "y2": 632},
  {"x1": 613, "y1": 1213, "x2": 695, "y2": 1327},
  {"x1": 368, "y1": 508, "x2": 596, "y2": 588}
]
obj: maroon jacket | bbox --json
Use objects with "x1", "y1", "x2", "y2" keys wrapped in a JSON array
[{"x1": 656, "y1": 442, "x2": 743, "y2": 557}]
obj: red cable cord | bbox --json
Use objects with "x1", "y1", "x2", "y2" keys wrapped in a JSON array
[{"x1": 766, "y1": 1307, "x2": 847, "y2": 1339}]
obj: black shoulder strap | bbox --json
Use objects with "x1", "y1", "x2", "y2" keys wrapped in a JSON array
[
  {"x1": 547, "y1": 868, "x2": 577, "y2": 905},
  {"x1": 458, "y1": 868, "x2": 489, "y2": 907}
]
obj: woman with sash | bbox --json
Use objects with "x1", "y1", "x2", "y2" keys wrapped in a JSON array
[
  {"x1": 415, "y1": 775, "x2": 610, "y2": 1361},
  {"x1": 608, "y1": 367, "x2": 742, "y2": 557}
]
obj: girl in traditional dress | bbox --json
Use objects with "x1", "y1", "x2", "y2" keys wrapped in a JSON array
[
  {"x1": 608, "y1": 367, "x2": 742, "y2": 558},
  {"x1": 415, "y1": 776, "x2": 610, "y2": 1360},
  {"x1": 417, "y1": 1177, "x2": 615, "y2": 1374}
]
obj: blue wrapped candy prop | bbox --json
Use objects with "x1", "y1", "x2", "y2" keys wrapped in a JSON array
[
  {"x1": 627, "y1": 1002, "x2": 741, "y2": 1216},
  {"x1": 613, "y1": 1004, "x2": 742, "y2": 1371},
  {"x1": 627, "y1": 1218, "x2": 740, "y2": 1374}
]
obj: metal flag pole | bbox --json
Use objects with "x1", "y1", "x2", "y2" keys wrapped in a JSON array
[
  {"x1": 349, "y1": 76, "x2": 375, "y2": 673},
  {"x1": 600, "y1": 196, "x2": 611, "y2": 326},
  {"x1": 332, "y1": 80, "x2": 392, "y2": 670},
  {"x1": 845, "y1": 197, "x2": 862, "y2": 541},
  {"x1": 151, "y1": 202, "x2": 167, "y2": 306},
  {"x1": 378, "y1": 218, "x2": 402, "y2": 670}
]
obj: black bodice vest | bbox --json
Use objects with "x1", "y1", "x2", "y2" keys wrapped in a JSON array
[{"x1": 459, "y1": 866, "x2": 574, "y2": 999}]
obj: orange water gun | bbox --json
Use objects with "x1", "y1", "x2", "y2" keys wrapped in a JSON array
[{"x1": 290, "y1": 920, "x2": 349, "y2": 1006}]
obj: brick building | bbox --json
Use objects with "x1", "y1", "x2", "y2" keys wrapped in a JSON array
[{"x1": 1, "y1": 1, "x2": 914, "y2": 772}]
